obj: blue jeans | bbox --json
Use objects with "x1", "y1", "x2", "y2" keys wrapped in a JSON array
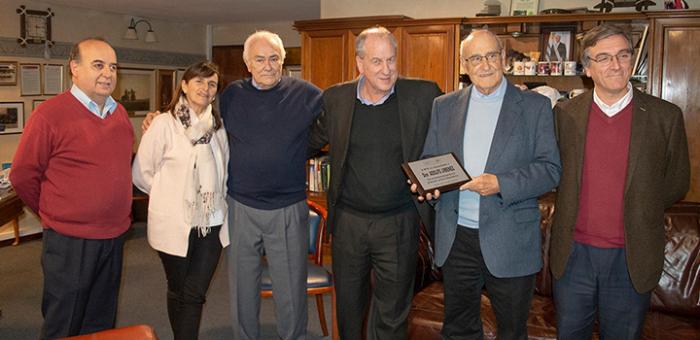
[{"x1": 553, "y1": 242, "x2": 651, "y2": 340}]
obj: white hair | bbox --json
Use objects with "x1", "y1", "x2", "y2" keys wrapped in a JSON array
[{"x1": 243, "y1": 30, "x2": 286, "y2": 63}]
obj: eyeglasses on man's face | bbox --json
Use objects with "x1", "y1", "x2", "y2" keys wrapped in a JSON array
[
  {"x1": 587, "y1": 49, "x2": 634, "y2": 66},
  {"x1": 463, "y1": 51, "x2": 502, "y2": 66}
]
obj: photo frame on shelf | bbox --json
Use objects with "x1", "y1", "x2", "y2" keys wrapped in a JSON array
[
  {"x1": 156, "y1": 69, "x2": 176, "y2": 112},
  {"x1": 540, "y1": 29, "x2": 574, "y2": 62},
  {"x1": 0, "y1": 62, "x2": 18, "y2": 86},
  {"x1": 114, "y1": 68, "x2": 155, "y2": 117},
  {"x1": 0, "y1": 102, "x2": 24, "y2": 134},
  {"x1": 511, "y1": 0, "x2": 540, "y2": 16},
  {"x1": 32, "y1": 99, "x2": 46, "y2": 111},
  {"x1": 20, "y1": 63, "x2": 41, "y2": 96},
  {"x1": 43, "y1": 64, "x2": 64, "y2": 95}
]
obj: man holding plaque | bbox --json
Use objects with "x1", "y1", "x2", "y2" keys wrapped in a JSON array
[
  {"x1": 417, "y1": 30, "x2": 561, "y2": 339},
  {"x1": 308, "y1": 27, "x2": 442, "y2": 340},
  {"x1": 550, "y1": 24, "x2": 689, "y2": 339}
]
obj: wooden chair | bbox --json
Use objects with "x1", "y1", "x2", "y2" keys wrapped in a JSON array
[{"x1": 260, "y1": 199, "x2": 337, "y2": 340}]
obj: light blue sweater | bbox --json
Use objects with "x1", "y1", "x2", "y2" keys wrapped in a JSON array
[{"x1": 458, "y1": 78, "x2": 507, "y2": 228}]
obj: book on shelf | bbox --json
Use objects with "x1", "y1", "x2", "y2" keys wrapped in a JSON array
[{"x1": 307, "y1": 155, "x2": 330, "y2": 193}]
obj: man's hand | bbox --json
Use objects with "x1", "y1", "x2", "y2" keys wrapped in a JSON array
[
  {"x1": 460, "y1": 173, "x2": 500, "y2": 196},
  {"x1": 141, "y1": 111, "x2": 162, "y2": 132},
  {"x1": 408, "y1": 180, "x2": 440, "y2": 202}
]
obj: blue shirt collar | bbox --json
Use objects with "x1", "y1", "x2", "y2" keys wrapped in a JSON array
[
  {"x1": 470, "y1": 76, "x2": 507, "y2": 100},
  {"x1": 70, "y1": 85, "x2": 117, "y2": 119},
  {"x1": 251, "y1": 77, "x2": 282, "y2": 90},
  {"x1": 356, "y1": 75, "x2": 395, "y2": 106}
]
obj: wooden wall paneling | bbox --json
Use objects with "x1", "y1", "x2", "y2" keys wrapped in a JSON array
[
  {"x1": 651, "y1": 17, "x2": 700, "y2": 202},
  {"x1": 346, "y1": 28, "x2": 362, "y2": 81},
  {"x1": 212, "y1": 45, "x2": 249, "y2": 87},
  {"x1": 301, "y1": 30, "x2": 349, "y2": 90},
  {"x1": 399, "y1": 24, "x2": 457, "y2": 92}
]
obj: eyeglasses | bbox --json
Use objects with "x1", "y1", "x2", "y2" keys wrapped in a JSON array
[
  {"x1": 587, "y1": 50, "x2": 633, "y2": 66},
  {"x1": 463, "y1": 51, "x2": 501, "y2": 66}
]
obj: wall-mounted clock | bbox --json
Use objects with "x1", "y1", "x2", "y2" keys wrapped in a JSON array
[{"x1": 17, "y1": 6, "x2": 54, "y2": 47}]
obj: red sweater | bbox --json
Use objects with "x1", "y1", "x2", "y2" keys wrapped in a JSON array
[
  {"x1": 10, "y1": 91, "x2": 134, "y2": 239},
  {"x1": 574, "y1": 101, "x2": 633, "y2": 248}
]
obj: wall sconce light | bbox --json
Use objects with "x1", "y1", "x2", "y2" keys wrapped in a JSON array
[{"x1": 124, "y1": 18, "x2": 157, "y2": 43}]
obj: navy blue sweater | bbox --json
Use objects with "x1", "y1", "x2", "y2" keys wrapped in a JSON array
[{"x1": 220, "y1": 76, "x2": 322, "y2": 210}]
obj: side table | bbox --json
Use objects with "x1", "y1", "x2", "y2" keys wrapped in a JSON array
[{"x1": 0, "y1": 188, "x2": 24, "y2": 246}]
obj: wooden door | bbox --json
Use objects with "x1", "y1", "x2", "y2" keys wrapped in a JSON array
[
  {"x1": 399, "y1": 24, "x2": 458, "y2": 93},
  {"x1": 212, "y1": 45, "x2": 249, "y2": 87},
  {"x1": 650, "y1": 17, "x2": 700, "y2": 201},
  {"x1": 301, "y1": 29, "x2": 353, "y2": 89}
]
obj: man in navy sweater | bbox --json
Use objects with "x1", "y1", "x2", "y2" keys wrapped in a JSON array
[
  {"x1": 220, "y1": 31, "x2": 322, "y2": 340},
  {"x1": 143, "y1": 31, "x2": 322, "y2": 340}
]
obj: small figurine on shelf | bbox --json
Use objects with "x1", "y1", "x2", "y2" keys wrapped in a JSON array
[
  {"x1": 594, "y1": 0, "x2": 656, "y2": 12},
  {"x1": 665, "y1": 0, "x2": 689, "y2": 9}
]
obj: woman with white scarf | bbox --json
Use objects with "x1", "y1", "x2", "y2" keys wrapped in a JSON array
[{"x1": 132, "y1": 61, "x2": 229, "y2": 340}]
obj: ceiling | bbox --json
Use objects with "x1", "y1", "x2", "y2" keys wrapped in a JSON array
[{"x1": 41, "y1": 0, "x2": 321, "y2": 24}]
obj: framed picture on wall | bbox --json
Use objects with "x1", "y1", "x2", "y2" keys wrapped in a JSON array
[
  {"x1": 0, "y1": 62, "x2": 18, "y2": 86},
  {"x1": 0, "y1": 102, "x2": 24, "y2": 134},
  {"x1": 176, "y1": 69, "x2": 185, "y2": 83},
  {"x1": 114, "y1": 68, "x2": 155, "y2": 117},
  {"x1": 32, "y1": 99, "x2": 46, "y2": 111},
  {"x1": 43, "y1": 64, "x2": 64, "y2": 95},
  {"x1": 541, "y1": 29, "x2": 574, "y2": 62},
  {"x1": 156, "y1": 69, "x2": 176, "y2": 112},
  {"x1": 20, "y1": 63, "x2": 42, "y2": 95}
]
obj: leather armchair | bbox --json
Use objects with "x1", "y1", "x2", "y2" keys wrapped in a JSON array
[{"x1": 408, "y1": 193, "x2": 700, "y2": 339}]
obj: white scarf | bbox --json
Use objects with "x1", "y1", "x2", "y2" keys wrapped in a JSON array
[{"x1": 175, "y1": 96, "x2": 222, "y2": 236}]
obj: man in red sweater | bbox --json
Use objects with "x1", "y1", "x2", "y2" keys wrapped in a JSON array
[
  {"x1": 10, "y1": 37, "x2": 134, "y2": 339},
  {"x1": 550, "y1": 24, "x2": 690, "y2": 339}
]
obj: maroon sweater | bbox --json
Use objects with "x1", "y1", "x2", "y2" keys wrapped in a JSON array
[
  {"x1": 10, "y1": 91, "x2": 134, "y2": 239},
  {"x1": 573, "y1": 101, "x2": 633, "y2": 248}
]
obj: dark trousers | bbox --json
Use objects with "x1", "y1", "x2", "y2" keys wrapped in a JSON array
[
  {"x1": 40, "y1": 228, "x2": 125, "y2": 340},
  {"x1": 554, "y1": 242, "x2": 651, "y2": 340},
  {"x1": 442, "y1": 227, "x2": 535, "y2": 340},
  {"x1": 332, "y1": 206, "x2": 419, "y2": 340},
  {"x1": 159, "y1": 226, "x2": 223, "y2": 340}
]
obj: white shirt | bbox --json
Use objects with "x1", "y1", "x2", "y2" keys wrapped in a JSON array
[{"x1": 593, "y1": 82, "x2": 633, "y2": 117}]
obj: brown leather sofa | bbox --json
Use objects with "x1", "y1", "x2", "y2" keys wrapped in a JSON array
[
  {"x1": 61, "y1": 324, "x2": 158, "y2": 340},
  {"x1": 409, "y1": 192, "x2": 700, "y2": 339}
]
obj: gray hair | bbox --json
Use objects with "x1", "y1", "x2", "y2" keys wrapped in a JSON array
[
  {"x1": 459, "y1": 29, "x2": 503, "y2": 58},
  {"x1": 580, "y1": 24, "x2": 633, "y2": 67},
  {"x1": 355, "y1": 26, "x2": 398, "y2": 58},
  {"x1": 243, "y1": 30, "x2": 286, "y2": 63}
]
